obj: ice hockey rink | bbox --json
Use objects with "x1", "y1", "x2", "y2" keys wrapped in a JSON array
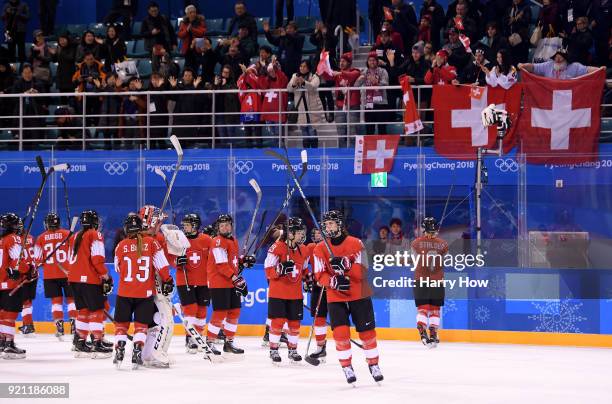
[{"x1": 2, "y1": 334, "x2": 611, "y2": 404}]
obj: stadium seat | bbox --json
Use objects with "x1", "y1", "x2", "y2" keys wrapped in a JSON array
[
  {"x1": 53, "y1": 24, "x2": 68, "y2": 36},
  {"x1": 257, "y1": 35, "x2": 277, "y2": 52},
  {"x1": 131, "y1": 21, "x2": 143, "y2": 38},
  {"x1": 302, "y1": 39, "x2": 317, "y2": 55},
  {"x1": 132, "y1": 40, "x2": 149, "y2": 58},
  {"x1": 50, "y1": 62, "x2": 58, "y2": 78},
  {"x1": 89, "y1": 22, "x2": 107, "y2": 36},
  {"x1": 174, "y1": 57, "x2": 185, "y2": 73},
  {"x1": 530, "y1": 4, "x2": 541, "y2": 24},
  {"x1": 207, "y1": 18, "x2": 225, "y2": 35},
  {"x1": 296, "y1": 16, "x2": 316, "y2": 33},
  {"x1": 255, "y1": 18, "x2": 269, "y2": 34},
  {"x1": 67, "y1": 24, "x2": 88, "y2": 36},
  {"x1": 137, "y1": 59, "x2": 152, "y2": 78},
  {"x1": 125, "y1": 40, "x2": 136, "y2": 57}
]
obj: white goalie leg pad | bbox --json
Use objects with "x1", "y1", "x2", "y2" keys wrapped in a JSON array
[{"x1": 143, "y1": 295, "x2": 174, "y2": 365}]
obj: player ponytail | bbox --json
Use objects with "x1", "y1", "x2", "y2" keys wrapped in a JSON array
[
  {"x1": 136, "y1": 232, "x2": 143, "y2": 258},
  {"x1": 72, "y1": 228, "x2": 87, "y2": 258}
]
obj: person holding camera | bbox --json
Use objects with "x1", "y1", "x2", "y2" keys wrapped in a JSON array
[
  {"x1": 1, "y1": 0, "x2": 29, "y2": 62},
  {"x1": 72, "y1": 51, "x2": 106, "y2": 132},
  {"x1": 287, "y1": 60, "x2": 324, "y2": 148}
]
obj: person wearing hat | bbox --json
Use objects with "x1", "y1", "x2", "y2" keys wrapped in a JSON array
[
  {"x1": 518, "y1": 48, "x2": 603, "y2": 79},
  {"x1": 357, "y1": 51, "x2": 390, "y2": 135},
  {"x1": 375, "y1": 21, "x2": 405, "y2": 53},
  {"x1": 454, "y1": 47, "x2": 493, "y2": 86},
  {"x1": 389, "y1": 41, "x2": 431, "y2": 85},
  {"x1": 442, "y1": 27, "x2": 470, "y2": 71},
  {"x1": 424, "y1": 49, "x2": 457, "y2": 84},
  {"x1": 178, "y1": 4, "x2": 207, "y2": 71}
]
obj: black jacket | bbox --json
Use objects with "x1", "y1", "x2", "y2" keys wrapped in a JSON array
[
  {"x1": 458, "y1": 60, "x2": 493, "y2": 86},
  {"x1": 392, "y1": 3, "x2": 418, "y2": 47},
  {"x1": 392, "y1": 56, "x2": 430, "y2": 85},
  {"x1": 567, "y1": 30, "x2": 594, "y2": 65},
  {"x1": 310, "y1": 29, "x2": 338, "y2": 68},
  {"x1": 53, "y1": 43, "x2": 77, "y2": 92},
  {"x1": 141, "y1": 13, "x2": 177, "y2": 52},
  {"x1": 265, "y1": 31, "x2": 305, "y2": 78},
  {"x1": 227, "y1": 12, "x2": 258, "y2": 41},
  {"x1": 101, "y1": 38, "x2": 127, "y2": 72}
]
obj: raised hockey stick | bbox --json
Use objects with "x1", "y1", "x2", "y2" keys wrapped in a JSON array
[
  {"x1": 303, "y1": 303, "x2": 363, "y2": 349},
  {"x1": 245, "y1": 210, "x2": 267, "y2": 254},
  {"x1": 158, "y1": 135, "x2": 183, "y2": 221},
  {"x1": 172, "y1": 303, "x2": 223, "y2": 363},
  {"x1": 59, "y1": 174, "x2": 71, "y2": 227},
  {"x1": 9, "y1": 216, "x2": 79, "y2": 296},
  {"x1": 154, "y1": 167, "x2": 176, "y2": 225},
  {"x1": 242, "y1": 179, "x2": 262, "y2": 256}
]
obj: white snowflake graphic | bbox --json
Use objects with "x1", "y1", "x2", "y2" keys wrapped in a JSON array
[
  {"x1": 444, "y1": 299, "x2": 457, "y2": 313},
  {"x1": 474, "y1": 305, "x2": 490, "y2": 323},
  {"x1": 485, "y1": 275, "x2": 506, "y2": 301},
  {"x1": 528, "y1": 300, "x2": 587, "y2": 333}
]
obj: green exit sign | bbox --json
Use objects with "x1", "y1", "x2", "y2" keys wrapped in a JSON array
[{"x1": 371, "y1": 172, "x2": 387, "y2": 188}]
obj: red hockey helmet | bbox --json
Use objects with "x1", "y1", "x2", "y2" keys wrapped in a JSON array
[{"x1": 138, "y1": 205, "x2": 166, "y2": 231}]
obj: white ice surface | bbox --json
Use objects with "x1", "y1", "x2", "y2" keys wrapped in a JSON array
[{"x1": 1, "y1": 334, "x2": 611, "y2": 404}]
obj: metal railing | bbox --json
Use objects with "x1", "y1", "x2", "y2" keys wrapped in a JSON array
[{"x1": 0, "y1": 84, "x2": 610, "y2": 150}]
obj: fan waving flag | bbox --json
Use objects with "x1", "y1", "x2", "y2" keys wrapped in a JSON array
[
  {"x1": 399, "y1": 75, "x2": 423, "y2": 134},
  {"x1": 383, "y1": 6, "x2": 394, "y2": 21},
  {"x1": 432, "y1": 84, "x2": 522, "y2": 159},
  {"x1": 354, "y1": 135, "x2": 400, "y2": 174},
  {"x1": 518, "y1": 69, "x2": 605, "y2": 164},
  {"x1": 316, "y1": 50, "x2": 333, "y2": 77}
]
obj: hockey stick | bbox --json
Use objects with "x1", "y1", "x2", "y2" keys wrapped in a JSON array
[
  {"x1": 172, "y1": 303, "x2": 223, "y2": 363},
  {"x1": 59, "y1": 174, "x2": 71, "y2": 227},
  {"x1": 242, "y1": 179, "x2": 262, "y2": 256},
  {"x1": 251, "y1": 151, "x2": 308, "y2": 256},
  {"x1": 158, "y1": 135, "x2": 183, "y2": 221},
  {"x1": 245, "y1": 210, "x2": 267, "y2": 254},
  {"x1": 103, "y1": 310, "x2": 134, "y2": 341},
  {"x1": 303, "y1": 303, "x2": 363, "y2": 349},
  {"x1": 154, "y1": 167, "x2": 176, "y2": 225},
  {"x1": 9, "y1": 216, "x2": 79, "y2": 296}
]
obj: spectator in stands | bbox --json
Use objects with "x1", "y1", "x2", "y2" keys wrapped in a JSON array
[
  {"x1": 147, "y1": 71, "x2": 170, "y2": 149},
  {"x1": 237, "y1": 63, "x2": 263, "y2": 148},
  {"x1": 103, "y1": 0, "x2": 138, "y2": 40},
  {"x1": 504, "y1": 0, "x2": 531, "y2": 64},
  {"x1": 216, "y1": 42, "x2": 247, "y2": 80},
  {"x1": 261, "y1": 58, "x2": 288, "y2": 142},
  {"x1": 326, "y1": 0, "x2": 357, "y2": 34},
  {"x1": 227, "y1": 1, "x2": 257, "y2": 41},
  {"x1": 0, "y1": 60, "x2": 16, "y2": 129},
  {"x1": 416, "y1": 15, "x2": 434, "y2": 51},
  {"x1": 101, "y1": 24, "x2": 127, "y2": 73},
  {"x1": 536, "y1": 0, "x2": 562, "y2": 37},
  {"x1": 72, "y1": 51, "x2": 106, "y2": 130},
  {"x1": 256, "y1": 45, "x2": 273, "y2": 73},
  {"x1": 446, "y1": 0, "x2": 482, "y2": 22},
  {"x1": 10, "y1": 63, "x2": 46, "y2": 149},
  {"x1": 423, "y1": 41, "x2": 434, "y2": 62},
  {"x1": 169, "y1": 68, "x2": 205, "y2": 144},
  {"x1": 192, "y1": 37, "x2": 217, "y2": 84},
  {"x1": 325, "y1": 52, "x2": 361, "y2": 147},
  {"x1": 236, "y1": 23, "x2": 258, "y2": 60},
  {"x1": 389, "y1": 41, "x2": 430, "y2": 85},
  {"x1": 141, "y1": 1, "x2": 178, "y2": 73},
  {"x1": 76, "y1": 30, "x2": 101, "y2": 63},
  {"x1": 213, "y1": 64, "x2": 241, "y2": 147},
  {"x1": 479, "y1": 22, "x2": 509, "y2": 64},
  {"x1": 275, "y1": 0, "x2": 294, "y2": 27},
  {"x1": 387, "y1": 218, "x2": 410, "y2": 254},
  {"x1": 443, "y1": 27, "x2": 470, "y2": 71},
  {"x1": 424, "y1": 49, "x2": 457, "y2": 84},
  {"x1": 454, "y1": 48, "x2": 492, "y2": 86},
  {"x1": 446, "y1": 1, "x2": 478, "y2": 42},
  {"x1": 54, "y1": 106, "x2": 81, "y2": 150},
  {"x1": 369, "y1": 0, "x2": 392, "y2": 36},
  {"x1": 372, "y1": 27, "x2": 403, "y2": 114},
  {"x1": 263, "y1": 20, "x2": 304, "y2": 79},
  {"x1": 558, "y1": 0, "x2": 591, "y2": 36},
  {"x1": 587, "y1": 0, "x2": 611, "y2": 66},
  {"x1": 156, "y1": 51, "x2": 180, "y2": 79},
  {"x1": 390, "y1": 0, "x2": 418, "y2": 50},
  {"x1": 287, "y1": 60, "x2": 324, "y2": 148},
  {"x1": 518, "y1": 48, "x2": 603, "y2": 79},
  {"x1": 564, "y1": 16, "x2": 594, "y2": 65},
  {"x1": 359, "y1": 52, "x2": 389, "y2": 135},
  {"x1": 98, "y1": 72, "x2": 122, "y2": 150},
  {"x1": 51, "y1": 32, "x2": 77, "y2": 100},
  {"x1": 2, "y1": 0, "x2": 29, "y2": 63},
  {"x1": 38, "y1": 0, "x2": 58, "y2": 37},
  {"x1": 376, "y1": 21, "x2": 405, "y2": 53},
  {"x1": 419, "y1": 0, "x2": 445, "y2": 50},
  {"x1": 367, "y1": 225, "x2": 389, "y2": 255},
  {"x1": 310, "y1": 20, "x2": 337, "y2": 121},
  {"x1": 482, "y1": 0, "x2": 512, "y2": 33},
  {"x1": 178, "y1": 4, "x2": 207, "y2": 71},
  {"x1": 29, "y1": 29, "x2": 52, "y2": 90},
  {"x1": 118, "y1": 77, "x2": 146, "y2": 149},
  {"x1": 486, "y1": 48, "x2": 518, "y2": 89}
]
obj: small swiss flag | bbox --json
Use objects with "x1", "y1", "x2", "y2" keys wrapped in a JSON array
[{"x1": 354, "y1": 135, "x2": 400, "y2": 174}]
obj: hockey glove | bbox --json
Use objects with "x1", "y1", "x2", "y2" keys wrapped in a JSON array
[
  {"x1": 6, "y1": 267, "x2": 19, "y2": 280},
  {"x1": 241, "y1": 255, "x2": 256, "y2": 269},
  {"x1": 232, "y1": 275, "x2": 248, "y2": 297},
  {"x1": 161, "y1": 277, "x2": 175, "y2": 296},
  {"x1": 26, "y1": 264, "x2": 38, "y2": 281},
  {"x1": 176, "y1": 255, "x2": 188, "y2": 267},
  {"x1": 303, "y1": 272, "x2": 314, "y2": 293},
  {"x1": 330, "y1": 256, "x2": 350, "y2": 275},
  {"x1": 102, "y1": 276, "x2": 114, "y2": 296},
  {"x1": 330, "y1": 274, "x2": 350, "y2": 292},
  {"x1": 276, "y1": 260, "x2": 295, "y2": 277}
]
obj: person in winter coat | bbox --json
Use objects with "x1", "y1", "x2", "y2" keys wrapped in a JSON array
[
  {"x1": 287, "y1": 60, "x2": 324, "y2": 148},
  {"x1": 260, "y1": 59, "x2": 288, "y2": 142},
  {"x1": 177, "y1": 5, "x2": 207, "y2": 71},
  {"x1": 148, "y1": 71, "x2": 170, "y2": 149},
  {"x1": 169, "y1": 68, "x2": 206, "y2": 146},
  {"x1": 358, "y1": 52, "x2": 389, "y2": 135},
  {"x1": 536, "y1": 0, "x2": 561, "y2": 38},
  {"x1": 118, "y1": 77, "x2": 146, "y2": 149},
  {"x1": 1, "y1": 0, "x2": 29, "y2": 62},
  {"x1": 51, "y1": 32, "x2": 77, "y2": 101},
  {"x1": 454, "y1": 48, "x2": 493, "y2": 86},
  {"x1": 141, "y1": 1, "x2": 177, "y2": 72},
  {"x1": 504, "y1": 0, "x2": 531, "y2": 64},
  {"x1": 97, "y1": 73, "x2": 123, "y2": 150},
  {"x1": 479, "y1": 22, "x2": 509, "y2": 65},
  {"x1": 389, "y1": 41, "x2": 430, "y2": 85},
  {"x1": 375, "y1": 21, "x2": 405, "y2": 53},
  {"x1": 390, "y1": 0, "x2": 418, "y2": 51},
  {"x1": 226, "y1": 1, "x2": 258, "y2": 41},
  {"x1": 419, "y1": 0, "x2": 445, "y2": 51},
  {"x1": 215, "y1": 42, "x2": 248, "y2": 80},
  {"x1": 72, "y1": 51, "x2": 106, "y2": 130},
  {"x1": 10, "y1": 63, "x2": 46, "y2": 148},
  {"x1": 76, "y1": 30, "x2": 102, "y2": 63},
  {"x1": 564, "y1": 16, "x2": 594, "y2": 65},
  {"x1": 424, "y1": 49, "x2": 457, "y2": 84},
  {"x1": 237, "y1": 63, "x2": 263, "y2": 148},
  {"x1": 100, "y1": 24, "x2": 127, "y2": 73},
  {"x1": 29, "y1": 29, "x2": 52, "y2": 90},
  {"x1": 310, "y1": 20, "x2": 337, "y2": 120},
  {"x1": 263, "y1": 20, "x2": 304, "y2": 79},
  {"x1": 213, "y1": 64, "x2": 241, "y2": 147}
]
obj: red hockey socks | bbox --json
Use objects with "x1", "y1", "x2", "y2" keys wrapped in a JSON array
[
  {"x1": 21, "y1": 300, "x2": 33, "y2": 325},
  {"x1": 66, "y1": 297, "x2": 77, "y2": 319},
  {"x1": 195, "y1": 305, "x2": 207, "y2": 335},
  {"x1": 88, "y1": 310, "x2": 104, "y2": 341},
  {"x1": 224, "y1": 308, "x2": 240, "y2": 339},
  {"x1": 269, "y1": 317, "x2": 286, "y2": 349},
  {"x1": 359, "y1": 329, "x2": 379, "y2": 365},
  {"x1": 51, "y1": 297, "x2": 64, "y2": 321},
  {"x1": 333, "y1": 325, "x2": 352, "y2": 367},
  {"x1": 314, "y1": 316, "x2": 327, "y2": 346},
  {"x1": 286, "y1": 320, "x2": 300, "y2": 349},
  {"x1": 207, "y1": 310, "x2": 227, "y2": 340},
  {"x1": 133, "y1": 322, "x2": 148, "y2": 346},
  {"x1": 76, "y1": 309, "x2": 90, "y2": 339},
  {"x1": 417, "y1": 304, "x2": 429, "y2": 327}
]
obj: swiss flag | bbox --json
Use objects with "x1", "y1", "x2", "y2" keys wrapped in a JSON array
[
  {"x1": 518, "y1": 69, "x2": 605, "y2": 164},
  {"x1": 399, "y1": 75, "x2": 423, "y2": 134},
  {"x1": 354, "y1": 135, "x2": 400, "y2": 174},
  {"x1": 316, "y1": 50, "x2": 333, "y2": 77},
  {"x1": 383, "y1": 6, "x2": 394, "y2": 21},
  {"x1": 454, "y1": 16, "x2": 464, "y2": 31},
  {"x1": 432, "y1": 84, "x2": 522, "y2": 159}
]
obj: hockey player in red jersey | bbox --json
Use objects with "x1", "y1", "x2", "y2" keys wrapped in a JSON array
[
  {"x1": 34, "y1": 213, "x2": 76, "y2": 339},
  {"x1": 0, "y1": 213, "x2": 34, "y2": 358},
  {"x1": 411, "y1": 217, "x2": 448, "y2": 347},
  {"x1": 264, "y1": 217, "x2": 309, "y2": 363},
  {"x1": 206, "y1": 214, "x2": 255, "y2": 355},
  {"x1": 17, "y1": 217, "x2": 37, "y2": 336},
  {"x1": 113, "y1": 214, "x2": 174, "y2": 369},
  {"x1": 175, "y1": 213, "x2": 212, "y2": 353},
  {"x1": 313, "y1": 210, "x2": 383, "y2": 384},
  {"x1": 68, "y1": 210, "x2": 114, "y2": 358},
  {"x1": 304, "y1": 227, "x2": 328, "y2": 361}
]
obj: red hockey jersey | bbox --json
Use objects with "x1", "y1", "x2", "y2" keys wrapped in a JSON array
[
  {"x1": 207, "y1": 235, "x2": 240, "y2": 289},
  {"x1": 67, "y1": 229, "x2": 108, "y2": 285},
  {"x1": 264, "y1": 240, "x2": 309, "y2": 300},
  {"x1": 176, "y1": 233, "x2": 211, "y2": 287},
  {"x1": 34, "y1": 229, "x2": 70, "y2": 279},
  {"x1": 260, "y1": 67, "x2": 288, "y2": 123},
  {"x1": 237, "y1": 69, "x2": 262, "y2": 121},
  {"x1": 411, "y1": 235, "x2": 448, "y2": 281},
  {"x1": 0, "y1": 234, "x2": 29, "y2": 290}
]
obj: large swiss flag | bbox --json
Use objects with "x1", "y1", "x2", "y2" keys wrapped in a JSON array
[
  {"x1": 432, "y1": 84, "x2": 522, "y2": 159},
  {"x1": 354, "y1": 135, "x2": 400, "y2": 174},
  {"x1": 518, "y1": 69, "x2": 605, "y2": 164}
]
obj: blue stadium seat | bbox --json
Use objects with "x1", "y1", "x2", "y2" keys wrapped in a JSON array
[
  {"x1": 302, "y1": 39, "x2": 317, "y2": 54},
  {"x1": 131, "y1": 21, "x2": 143, "y2": 38},
  {"x1": 125, "y1": 40, "x2": 136, "y2": 57},
  {"x1": 128, "y1": 40, "x2": 148, "y2": 58},
  {"x1": 257, "y1": 35, "x2": 277, "y2": 52},
  {"x1": 67, "y1": 24, "x2": 88, "y2": 36},
  {"x1": 207, "y1": 19, "x2": 225, "y2": 35},
  {"x1": 53, "y1": 24, "x2": 68, "y2": 36},
  {"x1": 530, "y1": 4, "x2": 541, "y2": 24},
  {"x1": 296, "y1": 16, "x2": 316, "y2": 33},
  {"x1": 50, "y1": 62, "x2": 58, "y2": 78},
  {"x1": 174, "y1": 57, "x2": 185, "y2": 73},
  {"x1": 89, "y1": 23, "x2": 106, "y2": 36},
  {"x1": 137, "y1": 59, "x2": 152, "y2": 78},
  {"x1": 255, "y1": 18, "x2": 269, "y2": 34}
]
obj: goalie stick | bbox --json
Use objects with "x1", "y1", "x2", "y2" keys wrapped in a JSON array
[
  {"x1": 157, "y1": 135, "x2": 183, "y2": 222},
  {"x1": 154, "y1": 167, "x2": 176, "y2": 225},
  {"x1": 172, "y1": 303, "x2": 223, "y2": 363},
  {"x1": 242, "y1": 179, "x2": 262, "y2": 256},
  {"x1": 59, "y1": 174, "x2": 71, "y2": 227}
]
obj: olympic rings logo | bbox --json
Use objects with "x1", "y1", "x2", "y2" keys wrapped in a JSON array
[
  {"x1": 0, "y1": 164, "x2": 7, "y2": 176},
  {"x1": 230, "y1": 160, "x2": 254, "y2": 175},
  {"x1": 495, "y1": 158, "x2": 518, "y2": 173},
  {"x1": 104, "y1": 161, "x2": 129, "y2": 176}
]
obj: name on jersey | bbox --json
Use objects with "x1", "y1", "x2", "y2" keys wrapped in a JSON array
[
  {"x1": 44, "y1": 233, "x2": 65, "y2": 241},
  {"x1": 122, "y1": 243, "x2": 149, "y2": 253}
]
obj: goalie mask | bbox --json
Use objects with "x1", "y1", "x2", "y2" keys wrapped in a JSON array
[
  {"x1": 321, "y1": 210, "x2": 344, "y2": 239},
  {"x1": 44, "y1": 213, "x2": 61, "y2": 230},
  {"x1": 286, "y1": 217, "x2": 307, "y2": 246},
  {"x1": 80, "y1": 210, "x2": 100, "y2": 230},
  {"x1": 215, "y1": 214, "x2": 233, "y2": 238},
  {"x1": 139, "y1": 205, "x2": 165, "y2": 232},
  {"x1": 0, "y1": 212, "x2": 21, "y2": 236},
  {"x1": 421, "y1": 217, "x2": 439, "y2": 235},
  {"x1": 181, "y1": 213, "x2": 201, "y2": 238},
  {"x1": 124, "y1": 214, "x2": 143, "y2": 236}
]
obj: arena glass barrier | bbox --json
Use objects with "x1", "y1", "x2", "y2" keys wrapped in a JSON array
[{"x1": 2, "y1": 148, "x2": 612, "y2": 346}]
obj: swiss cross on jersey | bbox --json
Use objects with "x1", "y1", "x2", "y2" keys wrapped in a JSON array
[
  {"x1": 432, "y1": 84, "x2": 522, "y2": 159},
  {"x1": 518, "y1": 69, "x2": 605, "y2": 164},
  {"x1": 354, "y1": 135, "x2": 400, "y2": 174}
]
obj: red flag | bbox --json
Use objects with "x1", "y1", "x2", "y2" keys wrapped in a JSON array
[
  {"x1": 518, "y1": 69, "x2": 605, "y2": 164},
  {"x1": 399, "y1": 75, "x2": 423, "y2": 134},
  {"x1": 432, "y1": 84, "x2": 522, "y2": 159},
  {"x1": 459, "y1": 34, "x2": 471, "y2": 53},
  {"x1": 354, "y1": 135, "x2": 400, "y2": 174},
  {"x1": 316, "y1": 49, "x2": 333, "y2": 78},
  {"x1": 383, "y1": 6, "x2": 394, "y2": 21},
  {"x1": 454, "y1": 16, "x2": 464, "y2": 31}
]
